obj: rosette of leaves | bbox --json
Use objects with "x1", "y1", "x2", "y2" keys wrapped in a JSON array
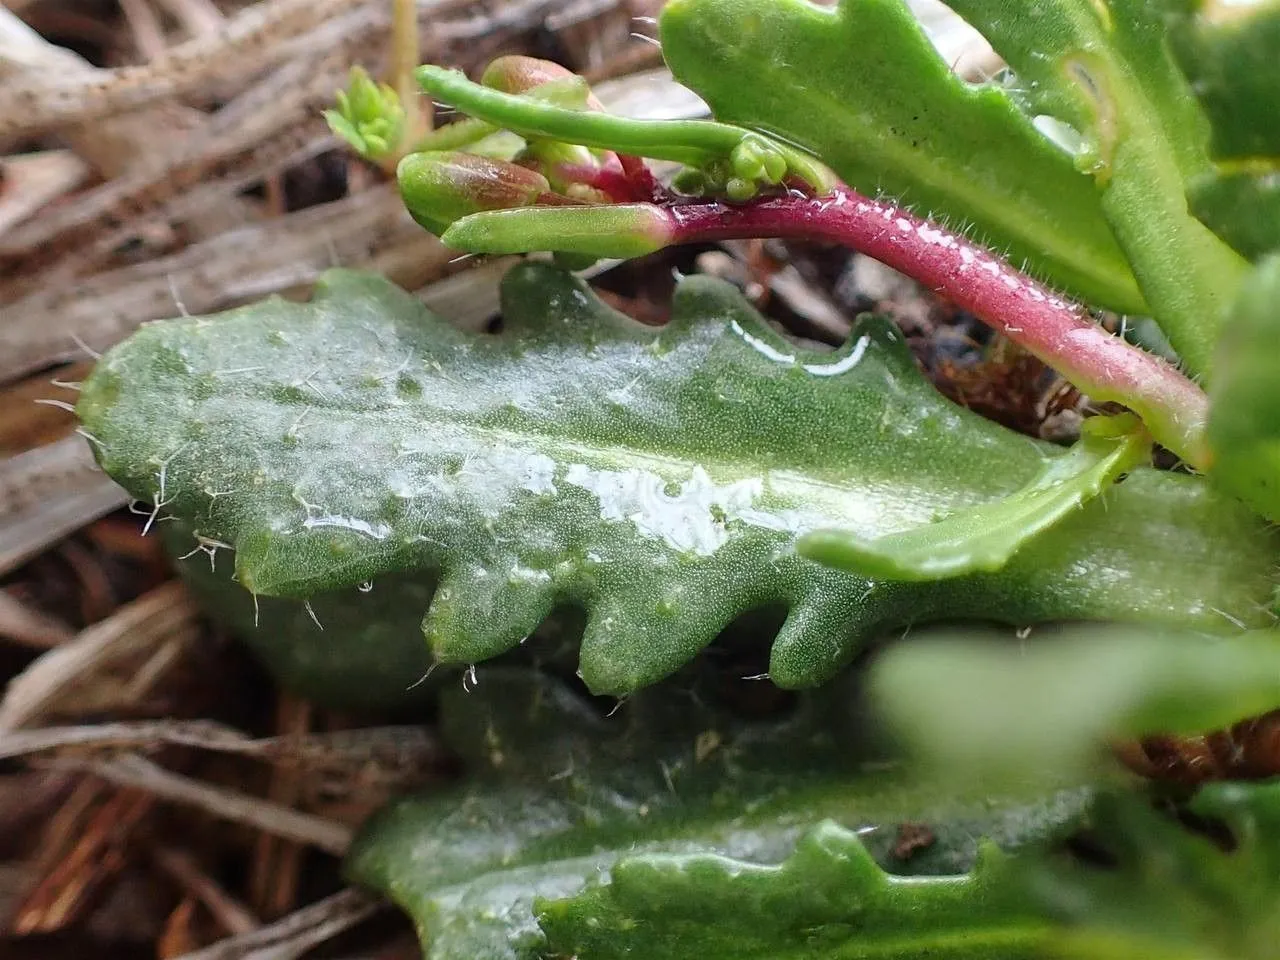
[{"x1": 71, "y1": 1, "x2": 1280, "y2": 955}]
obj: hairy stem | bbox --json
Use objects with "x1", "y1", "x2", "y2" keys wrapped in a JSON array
[{"x1": 667, "y1": 187, "x2": 1210, "y2": 468}]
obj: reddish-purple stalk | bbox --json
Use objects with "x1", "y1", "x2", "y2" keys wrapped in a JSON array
[
  {"x1": 664, "y1": 185, "x2": 1209, "y2": 467},
  {"x1": 556, "y1": 157, "x2": 673, "y2": 205},
  {"x1": 555, "y1": 164, "x2": 644, "y2": 203},
  {"x1": 616, "y1": 154, "x2": 671, "y2": 204}
]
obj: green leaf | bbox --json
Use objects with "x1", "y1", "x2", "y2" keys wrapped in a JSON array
[
  {"x1": 798, "y1": 413, "x2": 1150, "y2": 581},
  {"x1": 347, "y1": 668, "x2": 1085, "y2": 960},
  {"x1": 1208, "y1": 254, "x2": 1280, "y2": 521},
  {"x1": 537, "y1": 825, "x2": 1046, "y2": 960},
  {"x1": 77, "y1": 264, "x2": 1278, "y2": 695},
  {"x1": 657, "y1": 0, "x2": 1146, "y2": 313},
  {"x1": 933, "y1": 0, "x2": 1249, "y2": 378},
  {"x1": 872, "y1": 624, "x2": 1280, "y2": 786},
  {"x1": 1027, "y1": 783, "x2": 1280, "y2": 959},
  {"x1": 530, "y1": 771, "x2": 1280, "y2": 960},
  {"x1": 161, "y1": 524, "x2": 441, "y2": 709},
  {"x1": 1168, "y1": 0, "x2": 1280, "y2": 161},
  {"x1": 1189, "y1": 171, "x2": 1280, "y2": 263},
  {"x1": 325, "y1": 66, "x2": 406, "y2": 163},
  {"x1": 1170, "y1": 1, "x2": 1280, "y2": 261}
]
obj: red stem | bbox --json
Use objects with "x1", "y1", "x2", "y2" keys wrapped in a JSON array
[
  {"x1": 553, "y1": 164, "x2": 645, "y2": 203},
  {"x1": 667, "y1": 186, "x2": 1209, "y2": 466},
  {"x1": 554, "y1": 157, "x2": 671, "y2": 205},
  {"x1": 617, "y1": 154, "x2": 670, "y2": 204}
]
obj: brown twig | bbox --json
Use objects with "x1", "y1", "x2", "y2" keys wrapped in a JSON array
[
  {"x1": 0, "y1": 437, "x2": 131, "y2": 578},
  {"x1": 0, "y1": 719, "x2": 444, "y2": 768},
  {"x1": 0, "y1": 582, "x2": 198, "y2": 731},
  {"x1": 0, "y1": 590, "x2": 76, "y2": 650},
  {"x1": 37, "y1": 754, "x2": 354, "y2": 855},
  {"x1": 171, "y1": 888, "x2": 381, "y2": 960},
  {"x1": 10, "y1": 786, "x2": 154, "y2": 935},
  {"x1": 0, "y1": 185, "x2": 447, "y2": 383},
  {"x1": 0, "y1": 0, "x2": 370, "y2": 139},
  {"x1": 0, "y1": 151, "x2": 90, "y2": 238},
  {"x1": 249, "y1": 695, "x2": 311, "y2": 918},
  {"x1": 119, "y1": 0, "x2": 169, "y2": 61},
  {"x1": 152, "y1": 846, "x2": 261, "y2": 937}
]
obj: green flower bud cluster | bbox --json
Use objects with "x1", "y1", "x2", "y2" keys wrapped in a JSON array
[
  {"x1": 672, "y1": 134, "x2": 790, "y2": 202},
  {"x1": 324, "y1": 67, "x2": 406, "y2": 163}
]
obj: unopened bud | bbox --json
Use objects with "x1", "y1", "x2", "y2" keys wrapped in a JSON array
[
  {"x1": 730, "y1": 136, "x2": 787, "y2": 189},
  {"x1": 725, "y1": 177, "x2": 757, "y2": 202},
  {"x1": 442, "y1": 204, "x2": 674, "y2": 259},
  {"x1": 397, "y1": 151, "x2": 551, "y2": 235},
  {"x1": 480, "y1": 55, "x2": 602, "y2": 110},
  {"x1": 324, "y1": 66, "x2": 405, "y2": 161},
  {"x1": 730, "y1": 140, "x2": 766, "y2": 182}
]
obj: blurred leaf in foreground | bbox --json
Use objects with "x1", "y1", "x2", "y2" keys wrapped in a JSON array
[
  {"x1": 1209, "y1": 255, "x2": 1280, "y2": 522},
  {"x1": 1031, "y1": 782, "x2": 1280, "y2": 959},
  {"x1": 872, "y1": 624, "x2": 1280, "y2": 786}
]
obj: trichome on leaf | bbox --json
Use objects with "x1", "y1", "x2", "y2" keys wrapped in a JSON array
[
  {"x1": 70, "y1": 0, "x2": 1280, "y2": 956},
  {"x1": 76, "y1": 264, "x2": 1276, "y2": 695}
]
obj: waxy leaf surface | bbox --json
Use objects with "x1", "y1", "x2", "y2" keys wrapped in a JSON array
[
  {"x1": 536, "y1": 777, "x2": 1280, "y2": 960},
  {"x1": 799, "y1": 415, "x2": 1150, "y2": 581},
  {"x1": 79, "y1": 264, "x2": 1277, "y2": 696},
  {"x1": 348, "y1": 668, "x2": 1083, "y2": 960},
  {"x1": 658, "y1": 0, "x2": 1145, "y2": 314},
  {"x1": 537, "y1": 823, "x2": 1043, "y2": 960}
]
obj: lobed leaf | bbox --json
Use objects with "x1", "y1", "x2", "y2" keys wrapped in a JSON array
[
  {"x1": 537, "y1": 824, "x2": 1045, "y2": 960},
  {"x1": 78, "y1": 264, "x2": 1278, "y2": 696},
  {"x1": 658, "y1": 0, "x2": 1146, "y2": 314},
  {"x1": 347, "y1": 668, "x2": 1086, "y2": 960},
  {"x1": 537, "y1": 767, "x2": 1280, "y2": 960}
]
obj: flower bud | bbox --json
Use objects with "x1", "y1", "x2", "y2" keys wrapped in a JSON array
[
  {"x1": 324, "y1": 66, "x2": 405, "y2": 161},
  {"x1": 442, "y1": 204, "x2": 675, "y2": 259},
  {"x1": 480, "y1": 55, "x2": 603, "y2": 111},
  {"x1": 397, "y1": 151, "x2": 552, "y2": 235}
]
